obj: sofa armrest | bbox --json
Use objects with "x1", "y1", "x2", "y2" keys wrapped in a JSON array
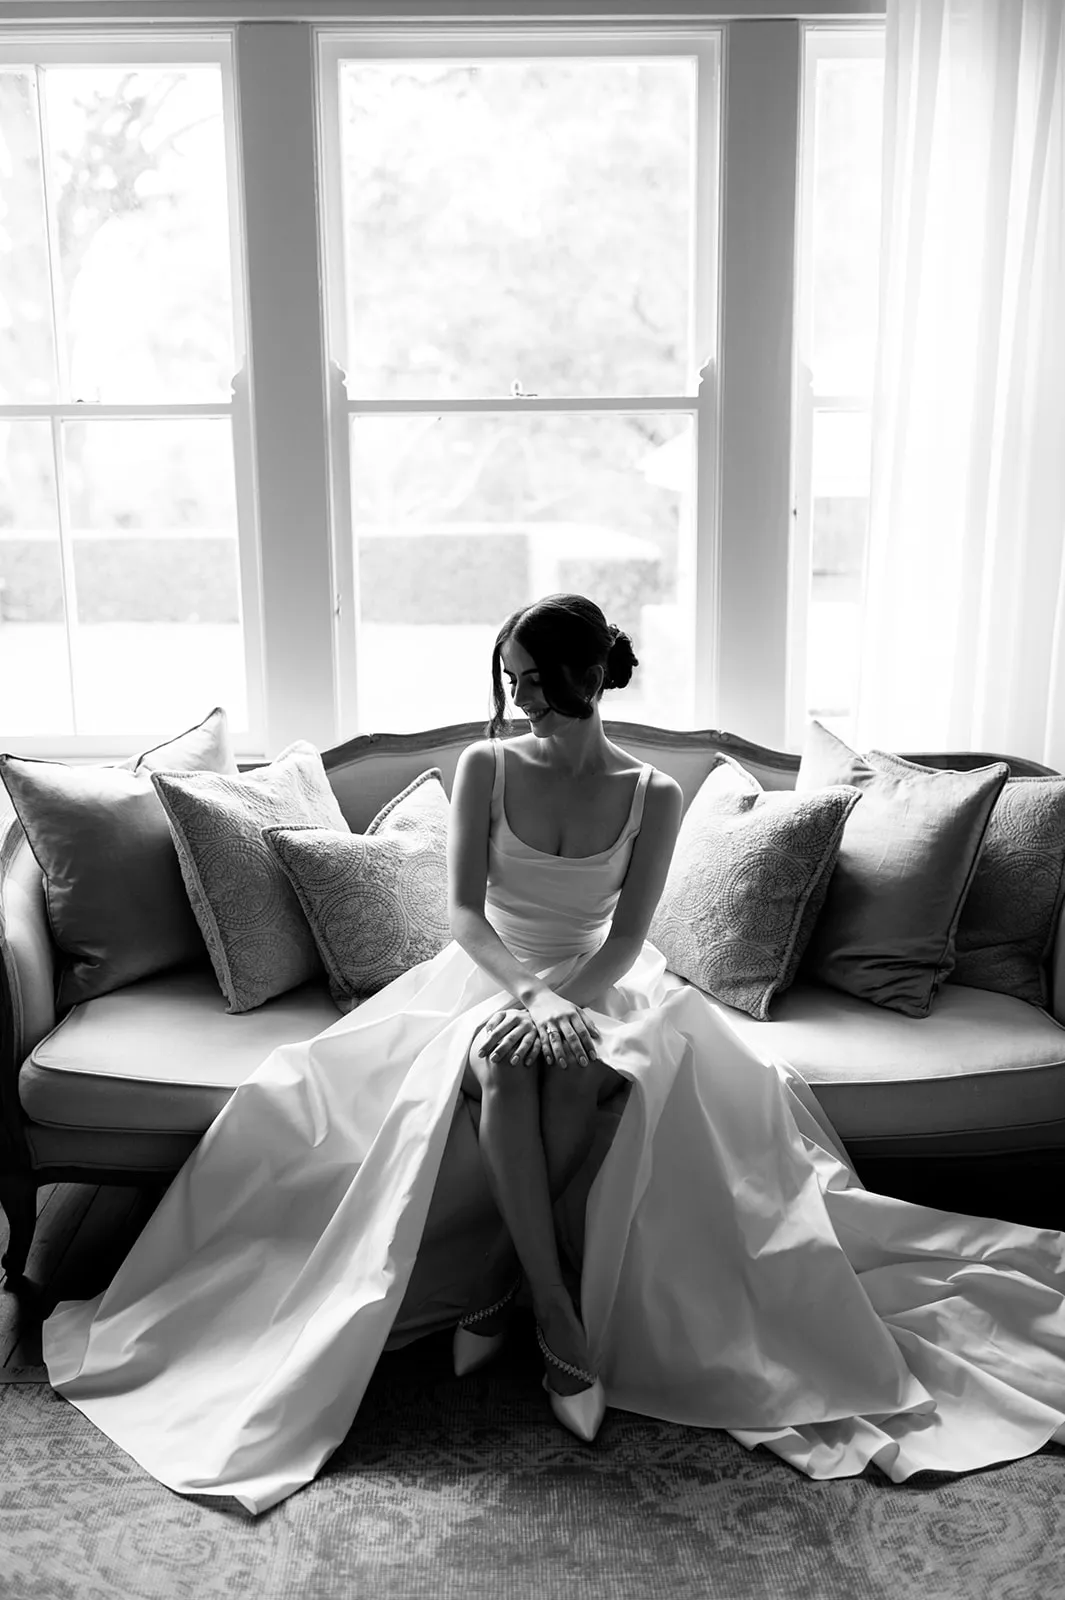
[
  {"x1": 0, "y1": 818, "x2": 57, "y2": 1132},
  {"x1": 1051, "y1": 898, "x2": 1065, "y2": 1027}
]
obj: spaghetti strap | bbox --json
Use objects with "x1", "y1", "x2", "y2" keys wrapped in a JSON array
[
  {"x1": 627, "y1": 763, "x2": 654, "y2": 837},
  {"x1": 490, "y1": 739, "x2": 505, "y2": 816}
]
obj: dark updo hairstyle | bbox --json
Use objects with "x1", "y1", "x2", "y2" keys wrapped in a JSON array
[{"x1": 487, "y1": 593, "x2": 639, "y2": 738}]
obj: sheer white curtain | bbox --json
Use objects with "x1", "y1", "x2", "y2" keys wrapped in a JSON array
[{"x1": 855, "y1": 0, "x2": 1065, "y2": 765}]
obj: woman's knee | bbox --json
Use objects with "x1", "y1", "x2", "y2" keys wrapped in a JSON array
[
  {"x1": 539, "y1": 1061, "x2": 601, "y2": 1121},
  {"x1": 472, "y1": 1052, "x2": 539, "y2": 1103},
  {"x1": 539, "y1": 1063, "x2": 624, "y2": 1134}
]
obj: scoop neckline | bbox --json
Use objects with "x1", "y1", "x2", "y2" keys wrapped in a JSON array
[{"x1": 498, "y1": 750, "x2": 648, "y2": 861}]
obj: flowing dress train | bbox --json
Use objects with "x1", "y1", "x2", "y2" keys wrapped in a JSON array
[{"x1": 43, "y1": 744, "x2": 1065, "y2": 1513}]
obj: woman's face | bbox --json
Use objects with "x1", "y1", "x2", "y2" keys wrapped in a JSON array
[{"x1": 500, "y1": 637, "x2": 562, "y2": 737}]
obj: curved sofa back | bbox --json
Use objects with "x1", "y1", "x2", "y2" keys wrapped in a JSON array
[{"x1": 320, "y1": 721, "x2": 804, "y2": 832}]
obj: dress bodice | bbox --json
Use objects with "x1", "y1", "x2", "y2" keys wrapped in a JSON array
[{"x1": 484, "y1": 740, "x2": 653, "y2": 964}]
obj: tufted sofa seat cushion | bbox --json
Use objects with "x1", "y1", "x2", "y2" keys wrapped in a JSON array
[
  {"x1": 721, "y1": 981, "x2": 1065, "y2": 1156},
  {"x1": 19, "y1": 968, "x2": 341, "y2": 1135}
]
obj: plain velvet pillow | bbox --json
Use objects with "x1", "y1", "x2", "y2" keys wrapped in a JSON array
[
  {"x1": 795, "y1": 720, "x2": 1009, "y2": 1017},
  {"x1": 647, "y1": 755, "x2": 861, "y2": 1020},
  {"x1": 151, "y1": 741, "x2": 350, "y2": 1014},
  {"x1": 264, "y1": 768, "x2": 453, "y2": 1009},
  {"x1": 871, "y1": 751, "x2": 1065, "y2": 1008},
  {"x1": 0, "y1": 707, "x2": 237, "y2": 1008}
]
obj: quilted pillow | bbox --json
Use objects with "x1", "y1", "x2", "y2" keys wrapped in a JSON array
[
  {"x1": 264, "y1": 768, "x2": 452, "y2": 1009},
  {"x1": 647, "y1": 755, "x2": 860, "y2": 1020},
  {"x1": 0, "y1": 706, "x2": 237, "y2": 1007},
  {"x1": 151, "y1": 742, "x2": 349, "y2": 1014},
  {"x1": 796, "y1": 720, "x2": 1009, "y2": 1017},
  {"x1": 870, "y1": 751, "x2": 1065, "y2": 1008}
]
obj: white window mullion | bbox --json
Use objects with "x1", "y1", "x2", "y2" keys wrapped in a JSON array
[
  {"x1": 716, "y1": 18, "x2": 801, "y2": 750},
  {"x1": 0, "y1": 403, "x2": 234, "y2": 419},
  {"x1": 47, "y1": 413, "x2": 79, "y2": 728},
  {"x1": 327, "y1": 359, "x2": 357, "y2": 735},
  {"x1": 315, "y1": 44, "x2": 358, "y2": 738},
  {"x1": 234, "y1": 20, "x2": 337, "y2": 757},
  {"x1": 229, "y1": 362, "x2": 266, "y2": 752},
  {"x1": 690, "y1": 33, "x2": 722, "y2": 727},
  {"x1": 344, "y1": 397, "x2": 697, "y2": 415}
]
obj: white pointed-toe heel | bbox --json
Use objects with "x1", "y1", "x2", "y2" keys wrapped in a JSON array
[
  {"x1": 452, "y1": 1282, "x2": 520, "y2": 1377},
  {"x1": 536, "y1": 1325, "x2": 606, "y2": 1443}
]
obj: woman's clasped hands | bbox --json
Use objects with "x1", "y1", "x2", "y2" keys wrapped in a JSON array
[{"x1": 478, "y1": 991, "x2": 601, "y2": 1071}]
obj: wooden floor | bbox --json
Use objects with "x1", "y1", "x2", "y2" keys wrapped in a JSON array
[{"x1": 0, "y1": 1181, "x2": 163, "y2": 1376}]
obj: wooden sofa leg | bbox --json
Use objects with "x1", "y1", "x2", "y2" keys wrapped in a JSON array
[{"x1": 0, "y1": 1172, "x2": 37, "y2": 1291}]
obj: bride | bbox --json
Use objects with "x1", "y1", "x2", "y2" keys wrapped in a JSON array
[
  {"x1": 42, "y1": 593, "x2": 1065, "y2": 1515},
  {"x1": 449, "y1": 593, "x2": 681, "y2": 1440}
]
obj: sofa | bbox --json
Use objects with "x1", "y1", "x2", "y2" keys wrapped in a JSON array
[{"x1": 2, "y1": 716, "x2": 1064, "y2": 1330}]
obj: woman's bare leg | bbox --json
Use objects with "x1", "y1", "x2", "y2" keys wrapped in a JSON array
[
  {"x1": 539, "y1": 1057, "x2": 625, "y2": 1200},
  {"x1": 459, "y1": 1058, "x2": 621, "y2": 1318},
  {"x1": 463, "y1": 1052, "x2": 591, "y2": 1395}
]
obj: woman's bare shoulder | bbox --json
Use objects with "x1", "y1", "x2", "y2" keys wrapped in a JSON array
[
  {"x1": 457, "y1": 737, "x2": 499, "y2": 767},
  {"x1": 608, "y1": 743, "x2": 681, "y2": 795},
  {"x1": 644, "y1": 767, "x2": 684, "y2": 822},
  {"x1": 453, "y1": 740, "x2": 498, "y2": 795}
]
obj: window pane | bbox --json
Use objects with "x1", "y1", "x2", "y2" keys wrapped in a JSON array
[
  {"x1": 63, "y1": 418, "x2": 246, "y2": 733},
  {"x1": 0, "y1": 71, "x2": 58, "y2": 403},
  {"x1": 42, "y1": 64, "x2": 236, "y2": 402},
  {"x1": 810, "y1": 49, "x2": 885, "y2": 395},
  {"x1": 806, "y1": 409, "x2": 869, "y2": 726},
  {"x1": 351, "y1": 412, "x2": 694, "y2": 729},
  {"x1": 340, "y1": 59, "x2": 695, "y2": 399},
  {"x1": 0, "y1": 420, "x2": 73, "y2": 733},
  {"x1": 795, "y1": 34, "x2": 885, "y2": 742}
]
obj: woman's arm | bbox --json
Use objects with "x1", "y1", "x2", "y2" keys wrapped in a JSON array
[
  {"x1": 447, "y1": 741, "x2": 554, "y2": 1009},
  {"x1": 449, "y1": 740, "x2": 601, "y2": 1068},
  {"x1": 556, "y1": 771, "x2": 684, "y2": 1011}
]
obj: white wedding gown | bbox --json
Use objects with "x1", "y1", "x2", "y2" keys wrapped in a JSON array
[{"x1": 43, "y1": 744, "x2": 1065, "y2": 1514}]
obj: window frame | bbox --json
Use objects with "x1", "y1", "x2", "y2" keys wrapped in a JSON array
[{"x1": 0, "y1": 30, "x2": 266, "y2": 758}]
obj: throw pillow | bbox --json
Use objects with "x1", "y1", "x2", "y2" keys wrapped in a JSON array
[
  {"x1": 871, "y1": 751, "x2": 1065, "y2": 1007},
  {"x1": 151, "y1": 742, "x2": 349, "y2": 1014},
  {"x1": 795, "y1": 720, "x2": 1009, "y2": 1016},
  {"x1": 263, "y1": 768, "x2": 453, "y2": 1008},
  {"x1": 0, "y1": 706, "x2": 237, "y2": 1008},
  {"x1": 647, "y1": 755, "x2": 861, "y2": 1020}
]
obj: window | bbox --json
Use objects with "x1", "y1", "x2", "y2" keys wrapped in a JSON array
[
  {"x1": 318, "y1": 34, "x2": 720, "y2": 732},
  {"x1": 0, "y1": 12, "x2": 888, "y2": 760},
  {"x1": 0, "y1": 36, "x2": 259, "y2": 754},
  {"x1": 790, "y1": 26, "x2": 887, "y2": 746}
]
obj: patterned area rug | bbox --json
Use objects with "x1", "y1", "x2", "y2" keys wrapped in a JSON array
[{"x1": 2, "y1": 1320, "x2": 1064, "y2": 1600}]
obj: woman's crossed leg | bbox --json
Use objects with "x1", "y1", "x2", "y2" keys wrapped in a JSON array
[{"x1": 461, "y1": 1011, "x2": 623, "y2": 1394}]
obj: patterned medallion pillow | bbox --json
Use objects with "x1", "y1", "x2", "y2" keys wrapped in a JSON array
[
  {"x1": 151, "y1": 742, "x2": 349, "y2": 1014},
  {"x1": 263, "y1": 768, "x2": 452, "y2": 1009},
  {"x1": 0, "y1": 706, "x2": 237, "y2": 1008},
  {"x1": 795, "y1": 720, "x2": 1009, "y2": 1016},
  {"x1": 647, "y1": 755, "x2": 861, "y2": 1020},
  {"x1": 869, "y1": 751, "x2": 1065, "y2": 1008}
]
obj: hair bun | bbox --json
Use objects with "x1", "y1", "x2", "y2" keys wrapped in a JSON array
[{"x1": 604, "y1": 625, "x2": 638, "y2": 691}]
